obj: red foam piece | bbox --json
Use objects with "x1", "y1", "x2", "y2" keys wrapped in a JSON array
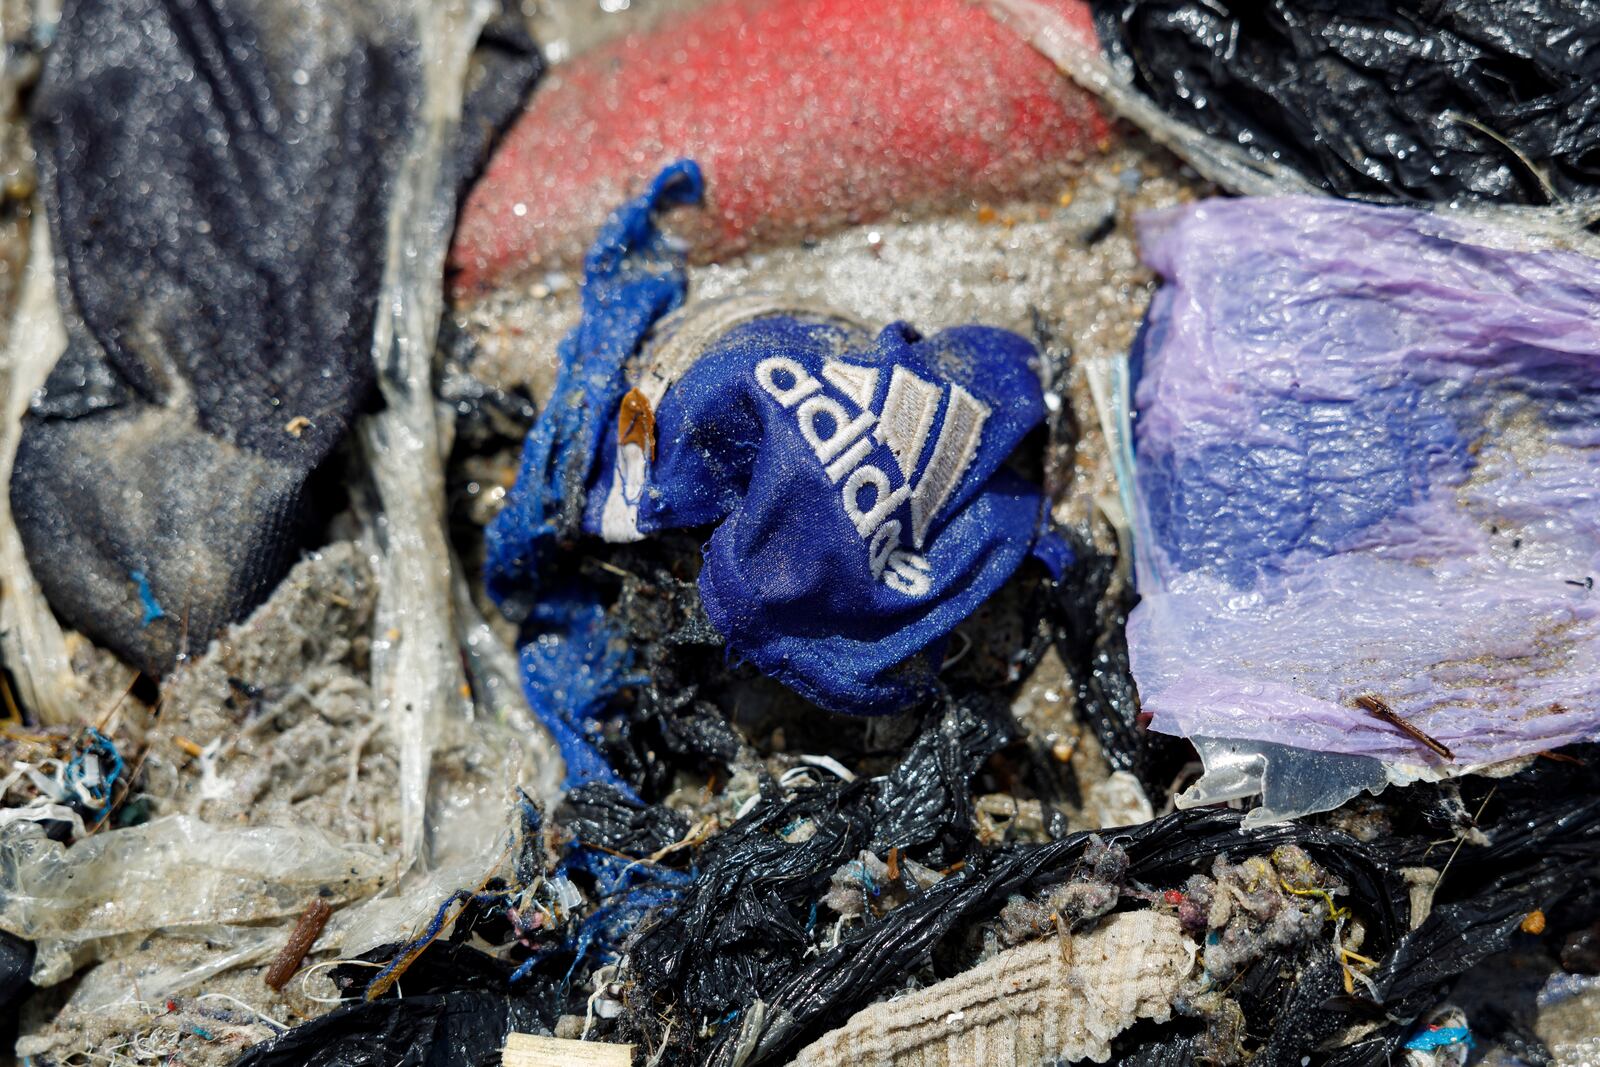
[{"x1": 449, "y1": 0, "x2": 1108, "y2": 295}]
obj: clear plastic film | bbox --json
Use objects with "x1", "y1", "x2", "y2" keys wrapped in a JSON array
[
  {"x1": 0, "y1": 816, "x2": 391, "y2": 982},
  {"x1": 358, "y1": 0, "x2": 557, "y2": 871},
  {"x1": 44, "y1": 816, "x2": 530, "y2": 1007}
]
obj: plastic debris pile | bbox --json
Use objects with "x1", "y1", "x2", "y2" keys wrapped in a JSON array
[{"x1": 0, "y1": 0, "x2": 1597, "y2": 1064}]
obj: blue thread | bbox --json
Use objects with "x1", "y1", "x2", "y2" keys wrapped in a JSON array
[
  {"x1": 129, "y1": 570, "x2": 164, "y2": 626},
  {"x1": 361, "y1": 889, "x2": 511, "y2": 998},
  {"x1": 65, "y1": 727, "x2": 123, "y2": 813},
  {"x1": 550, "y1": 846, "x2": 693, "y2": 970},
  {"x1": 371, "y1": 797, "x2": 555, "y2": 993},
  {"x1": 507, "y1": 949, "x2": 555, "y2": 985}
]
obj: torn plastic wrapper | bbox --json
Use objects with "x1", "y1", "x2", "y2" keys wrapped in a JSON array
[
  {"x1": 728, "y1": 752, "x2": 1600, "y2": 1067},
  {"x1": 49, "y1": 793, "x2": 558, "y2": 1016},
  {"x1": 231, "y1": 991, "x2": 546, "y2": 1067},
  {"x1": 1121, "y1": 197, "x2": 1600, "y2": 820},
  {"x1": 694, "y1": 806, "x2": 1409, "y2": 1067},
  {"x1": 987, "y1": 0, "x2": 1600, "y2": 254},
  {"x1": 0, "y1": 816, "x2": 391, "y2": 985},
  {"x1": 560, "y1": 782, "x2": 688, "y2": 857},
  {"x1": 985, "y1": 0, "x2": 1313, "y2": 200},
  {"x1": 0, "y1": 816, "x2": 390, "y2": 944},
  {"x1": 623, "y1": 697, "x2": 1016, "y2": 1058},
  {"x1": 583, "y1": 298, "x2": 1049, "y2": 713},
  {"x1": 1047, "y1": 526, "x2": 1187, "y2": 796},
  {"x1": 355, "y1": 0, "x2": 548, "y2": 872}
]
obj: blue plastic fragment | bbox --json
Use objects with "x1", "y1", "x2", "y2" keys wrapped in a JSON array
[
  {"x1": 484, "y1": 160, "x2": 702, "y2": 795},
  {"x1": 129, "y1": 569, "x2": 164, "y2": 627},
  {"x1": 1403, "y1": 1026, "x2": 1473, "y2": 1051}
]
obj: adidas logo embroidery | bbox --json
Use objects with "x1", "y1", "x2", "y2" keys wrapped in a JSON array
[{"x1": 756, "y1": 355, "x2": 990, "y2": 597}]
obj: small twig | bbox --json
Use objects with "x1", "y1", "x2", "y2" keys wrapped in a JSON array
[
  {"x1": 1354, "y1": 695, "x2": 1453, "y2": 761},
  {"x1": 264, "y1": 898, "x2": 334, "y2": 991},
  {"x1": 94, "y1": 671, "x2": 143, "y2": 733}
]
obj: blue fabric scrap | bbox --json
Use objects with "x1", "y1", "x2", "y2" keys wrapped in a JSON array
[
  {"x1": 516, "y1": 592, "x2": 647, "y2": 797},
  {"x1": 485, "y1": 158, "x2": 702, "y2": 610},
  {"x1": 584, "y1": 313, "x2": 1046, "y2": 713},
  {"x1": 483, "y1": 160, "x2": 702, "y2": 795},
  {"x1": 1030, "y1": 527, "x2": 1075, "y2": 581}
]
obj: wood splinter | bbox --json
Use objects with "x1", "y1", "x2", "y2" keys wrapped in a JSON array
[
  {"x1": 263, "y1": 898, "x2": 333, "y2": 991},
  {"x1": 1353, "y1": 695, "x2": 1453, "y2": 761}
]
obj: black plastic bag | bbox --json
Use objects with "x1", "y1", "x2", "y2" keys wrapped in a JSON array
[
  {"x1": 232, "y1": 991, "x2": 545, "y2": 1067},
  {"x1": 704, "y1": 807, "x2": 1408, "y2": 1067},
  {"x1": 696, "y1": 750, "x2": 1600, "y2": 1067},
  {"x1": 1047, "y1": 528, "x2": 1187, "y2": 798},
  {"x1": 560, "y1": 781, "x2": 689, "y2": 857},
  {"x1": 624, "y1": 697, "x2": 1014, "y2": 1056},
  {"x1": 1091, "y1": 0, "x2": 1600, "y2": 206},
  {"x1": 0, "y1": 929, "x2": 32, "y2": 1018}
]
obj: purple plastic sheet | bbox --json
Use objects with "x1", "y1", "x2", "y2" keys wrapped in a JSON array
[{"x1": 1127, "y1": 197, "x2": 1600, "y2": 768}]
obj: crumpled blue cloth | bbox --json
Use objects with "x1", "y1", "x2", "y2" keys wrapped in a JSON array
[
  {"x1": 584, "y1": 310, "x2": 1047, "y2": 712},
  {"x1": 484, "y1": 160, "x2": 702, "y2": 795},
  {"x1": 485, "y1": 159, "x2": 703, "y2": 612}
]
